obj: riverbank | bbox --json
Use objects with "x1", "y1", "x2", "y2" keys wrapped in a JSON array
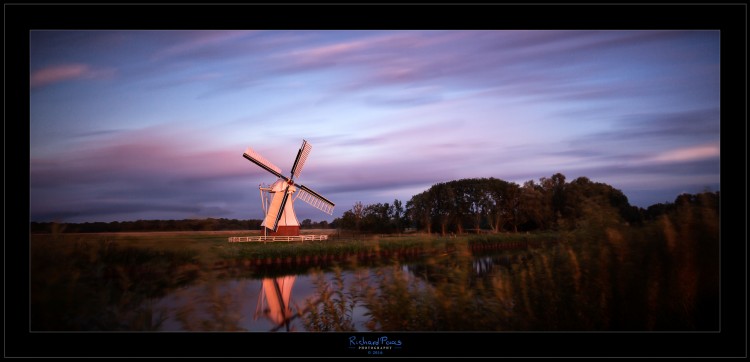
[{"x1": 30, "y1": 230, "x2": 559, "y2": 266}]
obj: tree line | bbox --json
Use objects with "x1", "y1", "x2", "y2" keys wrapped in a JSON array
[
  {"x1": 30, "y1": 173, "x2": 719, "y2": 235},
  {"x1": 334, "y1": 173, "x2": 718, "y2": 235},
  {"x1": 403, "y1": 174, "x2": 642, "y2": 234},
  {"x1": 30, "y1": 218, "x2": 265, "y2": 234},
  {"x1": 30, "y1": 216, "x2": 343, "y2": 234}
]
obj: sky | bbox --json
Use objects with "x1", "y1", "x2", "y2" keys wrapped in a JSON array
[{"x1": 29, "y1": 30, "x2": 721, "y2": 223}]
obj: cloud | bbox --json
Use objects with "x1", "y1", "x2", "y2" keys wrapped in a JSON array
[
  {"x1": 271, "y1": 32, "x2": 470, "y2": 86},
  {"x1": 28, "y1": 30, "x2": 722, "y2": 220},
  {"x1": 31, "y1": 200, "x2": 204, "y2": 222},
  {"x1": 364, "y1": 86, "x2": 444, "y2": 108},
  {"x1": 282, "y1": 32, "x2": 439, "y2": 66},
  {"x1": 30, "y1": 63, "x2": 115, "y2": 88},
  {"x1": 29, "y1": 125, "x2": 265, "y2": 222},
  {"x1": 30, "y1": 64, "x2": 88, "y2": 87},
  {"x1": 30, "y1": 126, "x2": 251, "y2": 189},
  {"x1": 293, "y1": 40, "x2": 368, "y2": 61},
  {"x1": 149, "y1": 30, "x2": 255, "y2": 61},
  {"x1": 154, "y1": 30, "x2": 716, "y2": 110},
  {"x1": 648, "y1": 144, "x2": 720, "y2": 163},
  {"x1": 264, "y1": 31, "x2": 630, "y2": 103}
]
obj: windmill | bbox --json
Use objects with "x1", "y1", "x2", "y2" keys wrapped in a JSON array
[{"x1": 243, "y1": 139, "x2": 335, "y2": 236}]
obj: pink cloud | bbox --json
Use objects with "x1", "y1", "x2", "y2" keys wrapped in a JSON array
[
  {"x1": 150, "y1": 30, "x2": 253, "y2": 61},
  {"x1": 30, "y1": 64, "x2": 88, "y2": 87},
  {"x1": 30, "y1": 63, "x2": 115, "y2": 88},
  {"x1": 296, "y1": 41, "x2": 367, "y2": 60},
  {"x1": 29, "y1": 125, "x2": 256, "y2": 195},
  {"x1": 283, "y1": 32, "x2": 442, "y2": 67},
  {"x1": 650, "y1": 144, "x2": 720, "y2": 163}
]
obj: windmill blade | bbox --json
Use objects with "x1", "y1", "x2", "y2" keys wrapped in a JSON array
[
  {"x1": 271, "y1": 187, "x2": 292, "y2": 231},
  {"x1": 297, "y1": 184, "x2": 335, "y2": 215},
  {"x1": 263, "y1": 189, "x2": 289, "y2": 231},
  {"x1": 263, "y1": 191, "x2": 285, "y2": 231},
  {"x1": 244, "y1": 147, "x2": 288, "y2": 180},
  {"x1": 290, "y1": 140, "x2": 312, "y2": 179},
  {"x1": 271, "y1": 185, "x2": 292, "y2": 231}
]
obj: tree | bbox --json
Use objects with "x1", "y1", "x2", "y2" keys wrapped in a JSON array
[
  {"x1": 391, "y1": 199, "x2": 404, "y2": 233},
  {"x1": 361, "y1": 203, "x2": 391, "y2": 233},
  {"x1": 431, "y1": 183, "x2": 456, "y2": 235},
  {"x1": 561, "y1": 176, "x2": 638, "y2": 229},
  {"x1": 338, "y1": 210, "x2": 357, "y2": 231},
  {"x1": 515, "y1": 180, "x2": 550, "y2": 232},
  {"x1": 406, "y1": 191, "x2": 433, "y2": 234},
  {"x1": 540, "y1": 173, "x2": 567, "y2": 226},
  {"x1": 407, "y1": 178, "x2": 527, "y2": 234},
  {"x1": 352, "y1": 201, "x2": 364, "y2": 232},
  {"x1": 488, "y1": 180, "x2": 519, "y2": 233}
]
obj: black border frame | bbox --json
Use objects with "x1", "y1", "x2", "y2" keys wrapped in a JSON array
[{"x1": 6, "y1": 3, "x2": 747, "y2": 358}]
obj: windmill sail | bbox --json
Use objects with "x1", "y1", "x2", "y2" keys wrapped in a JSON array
[
  {"x1": 243, "y1": 147, "x2": 286, "y2": 180},
  {"x1": 271, "y1": 186, "x2": 292, "y2": 231},
  {"x1": 264, "y1": 190, "x2": 287, "y2": 231},
  {"x1": 290, "y1": 140, "x2": 312, "y2": 179},
  {"x1": 296, "y1": 184, "x2": 335, "y2": 215}
]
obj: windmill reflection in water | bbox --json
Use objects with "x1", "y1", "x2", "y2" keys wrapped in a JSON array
[{"x1": 255, "y1": 275, "x2": 298, "y2": 331}]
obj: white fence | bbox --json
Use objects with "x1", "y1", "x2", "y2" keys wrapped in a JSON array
[{"x1": 228, "y1": 235, "x2": 328, "y2": 243}]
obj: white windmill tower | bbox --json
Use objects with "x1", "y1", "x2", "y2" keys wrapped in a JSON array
[{"x1": 243, "y1": 139, "x2": 335, "y2": 237}]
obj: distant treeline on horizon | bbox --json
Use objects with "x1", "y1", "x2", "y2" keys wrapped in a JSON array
[
  {"x1": 29, "y1": 218, "x2": 334, "y2": 234},
  {"x1": 30, "y1": 174, "x2": 720, "y2": 235}
]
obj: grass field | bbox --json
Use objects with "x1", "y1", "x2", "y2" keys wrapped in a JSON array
[
  {"x1": 30, "y1": 229, "x2": 551, "y2": 265},
  {"x1": 32, "y1": 231, "x2": 228, "y2": 264}
]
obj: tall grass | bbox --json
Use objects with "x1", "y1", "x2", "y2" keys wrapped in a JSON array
[
  {"x1": 302, "y1": 200, "x2": 719, "y2": 331},
  {"x1": 302, "y1": 267, "x2": 358, "y2": 331},
  {"x1": 173, "y1": 276, "x2": 248, "y2": 331},
  {"x1": 31, "y1": 238, "x2": 200, "y2": 330},
  {"x1": 31, "y1": 202, "x2": 718, "y2": 332}
]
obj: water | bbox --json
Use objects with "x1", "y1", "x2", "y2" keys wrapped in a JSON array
[
  {"x1": 151, "y1": 271, "x2": 372, "y2": 331},
  {"x1": 33, "y1": 230, "x2": 719, "y2": 332},
  {"x1": 148, "y1": 251, "x2": 521, "y2": 332}
]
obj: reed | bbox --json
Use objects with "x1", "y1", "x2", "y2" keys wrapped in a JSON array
[
  {"x1": 31, "y1": 199, "x2": 718, "y2": 332},
  {"x1": 302, "y1": 267, "x2": 357, "y2": 331},
  {"x1": 301, "y1": 202, "x2": 718, "y2": 331},
  {"x1": 31, "y1": 238, "x2": 199, "y2": 330}
]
